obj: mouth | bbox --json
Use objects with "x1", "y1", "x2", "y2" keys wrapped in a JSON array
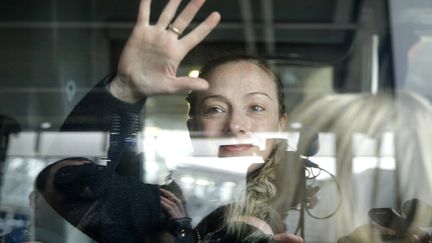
[{"x1": 219, "y1": 144, "x2": 254, "y2": 153}]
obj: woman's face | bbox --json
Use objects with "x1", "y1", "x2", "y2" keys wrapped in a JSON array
[{"x1": 189, "y1": 61, "x2": 287, "y2": 160}]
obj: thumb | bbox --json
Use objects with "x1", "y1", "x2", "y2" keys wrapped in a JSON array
[{"x1": 174, "y1": 76, "x2": 209, "y2": 92}]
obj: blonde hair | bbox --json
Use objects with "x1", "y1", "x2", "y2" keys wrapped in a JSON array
[
  {"x1": 290, "y1": 91, "x2": 432, "y2": 241},
  {"x1": 223, "y1": 141, "x2": 304, "y2": 242},
  {"x1": 223, "y1": 145, "x2": 280, "y2": 242}
]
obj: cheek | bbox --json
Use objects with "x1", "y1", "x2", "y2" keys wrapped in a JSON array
[
  {"x1": 249, "y1": 109, "x2": 283, "y2": 130},
  {"x1": 199, "y1": 118, "x2": 227, "y2": 136},
  {"x1": 250, "y1": 118, "x2": 282, "y2": 132}
]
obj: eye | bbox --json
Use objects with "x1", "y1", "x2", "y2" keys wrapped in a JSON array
[
  {"x1": 203, "y1": 106, "x2": 226, "y2": 115},
  {"x1": 250, "y1": 105, "x2": 264, "y2": 112}
]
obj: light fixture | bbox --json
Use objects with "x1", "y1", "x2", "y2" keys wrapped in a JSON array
[{"x1": 40, "y1": 122, "x2": 52, "y2": 129}]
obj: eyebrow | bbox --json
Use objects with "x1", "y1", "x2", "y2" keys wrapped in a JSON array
[
  {"x1": 246, "y1": 92, "x2": 273, "y2": 101},
  {"x1": 201, "y1": 95, "x2": 227, "y2": 104},
  {"x1": 201, "y1": 92, "x2": 273, "y2": 103}
]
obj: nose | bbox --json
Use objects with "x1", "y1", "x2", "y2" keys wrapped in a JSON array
[{"x1": 226, "y1": 109, "x2": 248, "y2": 137}]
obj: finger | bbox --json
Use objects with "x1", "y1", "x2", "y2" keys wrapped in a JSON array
[
  {"x1": 172, "y1": 77, "x2": 209, "y2": 93},
  {"x1": 160, "y1": 188, "x2": 182, "y2": 205},
  {"x1": 181, "y1": 12, "x2": 221, "y2": 50},
  {"x1": 161, "y1": 198, "x2": 176, "y2": 215},
  {"x1": 161, "y1": 196, "x2": 178, "y2": 210},
  {"x1": 170, "y1": 0, "x2": 206, "y2": 34},
  {"x1": 160, "y1": 193, "x2": 186, "y2": 216},
  {"x1": 157, "y1": 0, "x2": 182, "y2": 28},
  {"x1": 161, "y1": 196, "x2": 182, "y2": 217},
  {"x1": 137, "y1": 0, "x2": 151, "y2": 25}
]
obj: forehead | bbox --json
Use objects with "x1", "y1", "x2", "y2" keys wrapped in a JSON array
[{"x1": 202, "y1": 61, "x2": 277, "y2": 96}]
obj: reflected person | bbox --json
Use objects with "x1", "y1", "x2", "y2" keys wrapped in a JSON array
[
  {"x1": 290, "y1": 92, "x2": 432, "y2": 242},
  {"x1": 33, "y1": 157, "x2": 186, "y2": 243}
]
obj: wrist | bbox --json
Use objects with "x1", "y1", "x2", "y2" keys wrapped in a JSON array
[
  {"x1": 168, "y1": 217, "x2": 193, "y2": 239},
  {"x1": 109, "y1": 74, "x2": 144, "y2": 103}
]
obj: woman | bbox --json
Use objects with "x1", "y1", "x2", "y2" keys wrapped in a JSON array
[
  {"x1": 181, "y1": 55, "x2": 304, "y2": 242},
  {"x1": 58, "y1": 0, "x2": 304, "y2": 242}
]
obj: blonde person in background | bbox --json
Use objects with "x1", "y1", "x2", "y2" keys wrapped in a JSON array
[{"x1": 289, "y1": 91, "x2": 432, "y2": 242}]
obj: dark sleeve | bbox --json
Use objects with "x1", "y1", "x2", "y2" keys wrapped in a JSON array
[
  {"x1": 51, "y1": 162, "x2": 167, "y2": 242},
  {"x1": 60, "y1": 73, "x2": 146, "y2": 132},
  {"x1": 59, "y1": 73, "x2": 146, "y2": 178},
  {"x1": 111, "y1": 175, "x2": 163, "y2": 231}
]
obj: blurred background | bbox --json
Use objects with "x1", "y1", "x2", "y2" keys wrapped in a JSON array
[{"x1": 0, "y1": 0, "x2": 431, "y2": 242}]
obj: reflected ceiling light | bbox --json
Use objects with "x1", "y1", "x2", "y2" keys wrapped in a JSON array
[
  {"x1": 223, "y1": 181, "x2": 236, "y2": 188},
  {"x1": 188, "y1": 69, "x2": 200, "y2": 78},
  {"x1": 180, "y1": 176, "x2": 195, "y2": 184},
  {"x1": 40, "y1": 122, "x2": 52, "y2": 129},
  {"x1": 290, "y1": 122, "x2": 302, "y2": 129},
  {"x1": 195, "y1": 179, "x2": 211, "y2": 186}
]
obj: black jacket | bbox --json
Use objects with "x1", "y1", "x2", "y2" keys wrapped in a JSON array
[{"x1": 56, "y1": 74, "x2": 168, "y2": 243}]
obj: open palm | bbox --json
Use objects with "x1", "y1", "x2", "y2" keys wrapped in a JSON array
[{"x1": 112, "y1": 0, "x2": 220, "y2": 102}]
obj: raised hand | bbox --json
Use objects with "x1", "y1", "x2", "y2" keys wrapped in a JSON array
[{"x1": 110, "y1": 0, "x2": 221, "y2": 102}]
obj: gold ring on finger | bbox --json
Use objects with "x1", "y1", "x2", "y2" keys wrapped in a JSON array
[{"x1": 167, "y1": 24, "x2": 182, "y2": 36}]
